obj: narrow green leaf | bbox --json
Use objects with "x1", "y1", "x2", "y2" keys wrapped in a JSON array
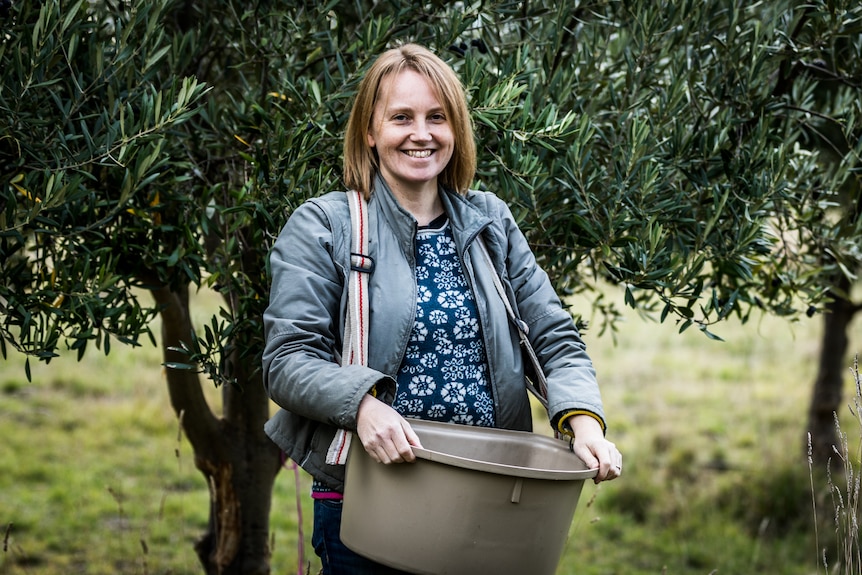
[
  {"x1": 144, "y1": 45, "x2": 171, "y2": 73},
  {"x1": 164, "y1": 362, "x2": 197, "y2": 371},
  {"x1": 61, "y1": 0, "x2": 85, "y2": 34}
]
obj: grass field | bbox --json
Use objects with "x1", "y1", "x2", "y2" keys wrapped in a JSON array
[{"x1": 1, "y1": 286, "x2": 860, "y2": 575}]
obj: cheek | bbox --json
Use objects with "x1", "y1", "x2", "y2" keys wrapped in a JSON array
[{"x1": 440, "y1": 127, "x2": 455, "y2": 148}]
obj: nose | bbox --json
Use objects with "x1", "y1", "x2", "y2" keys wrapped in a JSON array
[{"x1": 411, "y1": 119, "x2": 432, "y2": 141}]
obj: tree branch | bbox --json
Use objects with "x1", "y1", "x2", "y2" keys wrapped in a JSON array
[{"x1": 150, "y1": 283, "x2": 221, "y2": 457}]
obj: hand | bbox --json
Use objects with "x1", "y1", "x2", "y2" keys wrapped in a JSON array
[
  {"x1": 356, "y1": 395, "x2": 423, "y2": 464},
  {"x1": 567, "y1": 414, "x2": 623, "y2": 483}
]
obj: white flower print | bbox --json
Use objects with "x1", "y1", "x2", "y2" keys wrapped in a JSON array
[
  {"x1": 400, "y1": 362, "x2": 423, "y2": 375},
  {"x1": 452, "y1": 343, "x2": 469, "y2": 359},
  {"x1": 467, "y1": 340, "x2": 484, "y2": 363},
  {"x1": 464, "y1": 364, "x2": 485, "y2": 382},
  {"x1": 474, "y1": 392, "x2": 494, "y2": 415},
  {"x1": 420, "y1": 353, "x2": 438, "y2": 370},
  {"x1": 438, "y1": 290, "x2": 466, "y2": 309},
  {"x1": 428, "y1": 404, "x2": 447, "y2": 418},
  {"x1": 393, "y1": 225, "x2": 496, "y2": 428},
  {"x1": 441, "y1": 357, "x2": 467, "y2": 381},
  {"x1": 476, "y1": 413, "x2": 493, "y2": 427},
  {"x1": 452, "y1": 413, "x2": 475, "y2": 425},
  {"x1": 438, "y1": 257, "x2": 459, "y2": 275},
  {"x1": 436, "y1": 235, "x2": 456, "y2": 256},
  {"x1": 433, "y1": 329, "x2": 454, "y2": 355},
  {"x1": 411, "y1": 321, "x2": 428, "y2": 342},
  {"x1": 434, "y1": 269, "x2": 464, "y2": 291},
  {"x1": 429, "y1": 309, "x2": 448, "y2": 325},
  {"x1": 453, "y1": 304, "x2": 473, "y2": 320},
  {"x1": 419, "y1": 243, "x2": 441, "y2": 268},
  {"x1": 441, "y1": 381, "x2": 466, "y2": 404},
  {"x1": 404, "y1": 399, "x2": 424, "y2": 413},
  {"x1": 417, "y1": 284, "x2": 432, "y2": 304},
  {"x1": 453, "y1": 317, "x2": 479, "y2": 340},
  {"x1": 408, "y1": 375, "x2": 436, "y2": 397}
]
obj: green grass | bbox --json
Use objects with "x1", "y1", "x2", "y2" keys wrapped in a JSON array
[{"x1": 1, "y1": 287, "x2": 860, "y2": 575}]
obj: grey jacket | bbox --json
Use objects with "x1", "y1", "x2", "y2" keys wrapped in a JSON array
[{"x1": 262, "y1": 177, "x2": 604, "y2": 491}]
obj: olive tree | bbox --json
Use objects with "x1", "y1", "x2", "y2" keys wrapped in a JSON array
[
  {"x1": 2, "y1": 0, "x2": 861, "y2": 573},
  {"x1": 495, "y1": 1, "x2": 862, "y2": 464}
]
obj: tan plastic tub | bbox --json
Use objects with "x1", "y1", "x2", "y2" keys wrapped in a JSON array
[{"x1": 341, "y1": 419, "x2": 597, "y2": 575}]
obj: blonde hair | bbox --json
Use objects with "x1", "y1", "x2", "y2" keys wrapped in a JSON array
[{"x1": 343, "y1": 43, "x2": 476, "y2": 198}]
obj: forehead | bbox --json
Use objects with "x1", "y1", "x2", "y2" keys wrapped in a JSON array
[{"x1": 375, "y1": 68, "x2": 444, "y2": 109}]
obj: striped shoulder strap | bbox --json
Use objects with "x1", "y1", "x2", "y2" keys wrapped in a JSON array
[{"x1": 326, "y1": 190, "x2": 371, "y2": 465}]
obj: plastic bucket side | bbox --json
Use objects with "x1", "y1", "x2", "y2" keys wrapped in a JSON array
[{"x1": 340, "y1": 421, "x2": 594, "y2": 575}]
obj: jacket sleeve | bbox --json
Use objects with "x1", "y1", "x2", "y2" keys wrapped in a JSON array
[
  {"x1": 262, "y1": 197, "x2": 394, "y2": 431},
  {"x1": 490, "y1": 196, "x2": 606, "y2": 430}
]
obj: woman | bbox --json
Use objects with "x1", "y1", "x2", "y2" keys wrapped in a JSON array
[{"x1": 263, "y1": 43, "x2": 622, "y2": 575}]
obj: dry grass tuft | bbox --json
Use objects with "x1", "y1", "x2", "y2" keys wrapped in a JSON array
[{"x1": 811, "y1": 357, "x2": 862, "y2": 574}]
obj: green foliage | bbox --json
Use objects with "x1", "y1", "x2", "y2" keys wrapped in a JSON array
[
  {"x1": 0, "y1": 0, "x2": 207, "y2": 366},
  {"x1": 1, "y1": 0, "x2": 860, "y2": 380},
  {"x1": 478, "y1": 0, "x2": 862, "y2": 337},
  {"x1": 717, "y1": 464, "x2": 813, "y2": 537}
]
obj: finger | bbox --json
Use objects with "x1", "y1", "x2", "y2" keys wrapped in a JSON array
[
  {"x1": 376, "y1": 421, "x2": 417, "y2": 464},
  {"x1": 574, "y1": 440, "x2": 620, "y2": 483},
  {"x1": 604, "y1": 449, "x2": 623, "y2": 482},
  {"x1": 361, "y1": 428, "x2": 403, "y2": 464},
  {"x1": 357, "y1": 396, "x2": 415, "y2": 463},
  {"x1": 382, "y1": 431, "x2": 413, "y2": 464},
  {"x1": 571, "y1": 441, "x2": 598, "y2": 468},
  {"x1": 605, "y1": 461, "x2": 622, "y2": 481},
  {"x1": 400, "y1": 420, "x2": 423, "y2": 462},
  {"x1": 572, "y1": 444, "x2": 608, "y2": 484}
]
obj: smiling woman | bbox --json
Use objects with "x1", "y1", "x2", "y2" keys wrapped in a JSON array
[
  {"x1": 364, "y1": 68, "x2": 454, "y2": 223},
  {"x1": 342, "y1": 44, "x2": 477, "y2": 207},
  {"x1": 261, "y1": 42, "x2": 621, "y2": 575}
]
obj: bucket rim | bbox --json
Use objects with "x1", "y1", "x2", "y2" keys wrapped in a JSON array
[{"x1": 412, "y1": 445, "x2": 598, "y2": 480}]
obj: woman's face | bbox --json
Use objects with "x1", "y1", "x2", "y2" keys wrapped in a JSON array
[{"x1": 366, "y1": 68, "x2": 455, "y2": 195}]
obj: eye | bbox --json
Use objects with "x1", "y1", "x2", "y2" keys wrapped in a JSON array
[
  {"x1": 392, "y1": 113, "x2": 410, "y2": 122},
  {"x1": 429, "y1": 113, "x2": 446, "y2": 122}
]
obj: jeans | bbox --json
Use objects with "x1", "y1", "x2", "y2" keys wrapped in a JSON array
[{"x1": 312, "y1": 499, "x2": 412, "y2": 575}]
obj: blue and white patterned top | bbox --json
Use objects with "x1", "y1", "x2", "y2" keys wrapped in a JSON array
[{"x1": 392, "y1": 216, "x2": 496, "y2": 427}]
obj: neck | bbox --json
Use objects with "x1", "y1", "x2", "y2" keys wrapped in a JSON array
[{"x1": 389, "y1": 181, "x2": 444, "y2": 227}]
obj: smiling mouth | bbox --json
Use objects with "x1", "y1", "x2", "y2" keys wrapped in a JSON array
[{"x1": 404, "y1": 150, "x2": 433, "y2": 158}]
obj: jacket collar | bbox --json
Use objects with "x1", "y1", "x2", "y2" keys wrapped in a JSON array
[{"x1": 370, "y1": 173, "x2": 492, "y2": 255}]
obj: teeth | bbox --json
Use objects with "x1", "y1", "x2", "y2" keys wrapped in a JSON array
[{"x1": 405, "y1": 150, "x2": 432, "y2": 158}]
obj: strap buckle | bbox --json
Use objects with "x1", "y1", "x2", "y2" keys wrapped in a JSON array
[{"x1": 350, "y1": 252, "x2": 375, "y2": 273}]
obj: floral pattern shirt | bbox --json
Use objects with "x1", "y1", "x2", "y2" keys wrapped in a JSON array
[{"x1": 392, "y1": 217, "x2": 496, "y2": 427}]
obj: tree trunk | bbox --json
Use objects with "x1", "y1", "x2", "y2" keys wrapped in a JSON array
[
  {"x1": 153, "y1": 284, "x2": 282, "y2": 575},
  {"x1": 806, "y1": 274, "x2": 859, "y2": 466}
]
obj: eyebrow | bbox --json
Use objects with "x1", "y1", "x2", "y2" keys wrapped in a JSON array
[{"x1": 385, "y1": 104, "x2": 445, "y2": 115}]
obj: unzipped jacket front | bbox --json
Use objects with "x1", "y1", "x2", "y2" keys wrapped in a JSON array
[{"x1": 262, "y1": 176, "x2": 604, "y2": 491}]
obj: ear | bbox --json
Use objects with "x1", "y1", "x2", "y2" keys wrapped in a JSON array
[{"x1": 366, "y1": 130, "x2": 376, "y2": 149}]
